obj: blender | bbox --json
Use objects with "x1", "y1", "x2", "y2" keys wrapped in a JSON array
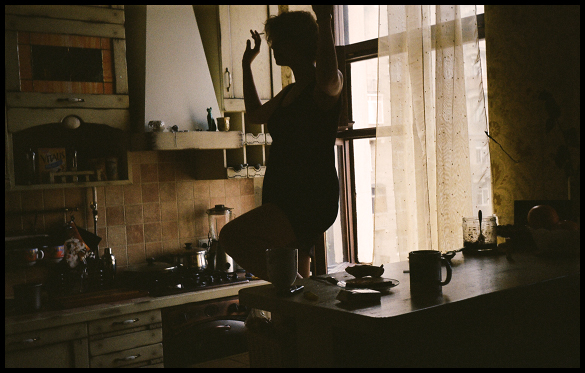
[{"x1": 206, "y1": 205, "x2": 238, "y2": 272}]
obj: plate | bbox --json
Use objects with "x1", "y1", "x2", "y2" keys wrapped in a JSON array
[{"x1": 345, "y1": 277, "x2": 399, "y2": 290}]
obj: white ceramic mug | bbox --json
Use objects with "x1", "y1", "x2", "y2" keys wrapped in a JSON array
[{"x1": 266, "y1": 247, "x2": 297, "y2": 293}]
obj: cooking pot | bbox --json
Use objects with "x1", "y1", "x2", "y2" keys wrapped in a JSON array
[
  {"x1": 163, "y1": 243, "x2": 208, "y2": 271},
  {"x1": 122, "y1": 258, "x2": 179, "y2": 290}
]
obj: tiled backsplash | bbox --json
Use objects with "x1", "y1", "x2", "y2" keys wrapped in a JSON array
[{"x1": 5, "y1": 150, "x2": 257, "y2": 295}]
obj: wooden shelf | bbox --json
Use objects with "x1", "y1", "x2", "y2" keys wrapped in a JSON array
[
  {"x1": 149, "y1": 131, "x2": 243, "y2": 150},
  {"x1": 8, "y1": 179, "x2": 132, "y2": 191}
]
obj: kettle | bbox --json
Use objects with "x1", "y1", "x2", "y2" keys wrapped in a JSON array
[{"x1": 206, "y1": 205, "x2": 238, "y2": 272}]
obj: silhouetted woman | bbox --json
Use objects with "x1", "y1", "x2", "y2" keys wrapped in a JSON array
[{"x1": 219, "y1": 6, "x2": 343, "y2": 280}]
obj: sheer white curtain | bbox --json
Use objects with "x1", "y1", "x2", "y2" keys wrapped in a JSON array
[{"x1": 373, "y1": 5, "x2": 488, "y2": 264}]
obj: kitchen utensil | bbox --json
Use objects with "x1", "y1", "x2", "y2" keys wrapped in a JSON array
[
  {"x1": 183, "y1": 242, "x2": 208, "y2": 271},
  {"x1": 206, "y1": 205, "x2": 238, "y2": 272},
  {"x1": 462, "y1": 215, "x2": 497, "y2": 253},
  {"x1": 122, "y1": 258, "x2": 179, "y2": 290},
  {"x1": 409, "y1": 250, "x2": 452, "y2": 296},
  {"x1": 266, "y1": 247, "x2": 298, "y2": 295},
  {"x1": 478, "y1": 210, "x2": 485, "y2": 244}
]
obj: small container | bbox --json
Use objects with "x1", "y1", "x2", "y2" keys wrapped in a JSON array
[
  {"x1": 13, "y1": 283, "x2": 43, "y2": 312},
  {"x1": 105, "y1": 157, "x2": 118, "y2": 180},
  {"x1": 23, "y1": 148, "x2": 37, "y2": 185},
  {"x1": 462, "y1": 215, "x2": 497, "y2": 252},
  {"x1": 101, "y1": 247, "x2": 117, "y2": 285}
]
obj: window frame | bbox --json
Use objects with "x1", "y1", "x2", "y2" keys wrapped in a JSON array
[{"x1": 331, "y1": 8, "x2": 486, "y2": 267}]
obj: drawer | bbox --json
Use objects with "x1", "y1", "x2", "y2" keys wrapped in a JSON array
[
  {"x1": 90, "y1": 343, "x2": 163, "y2": 368},
  {"x1": 90, "y1": 328, "x2": 162, "y2": 356},
  {"x1": 5, "y1": 322, "x2": 87, "y2": 353},
  {"x1": 88, "y1": 309, "x2": 161, "y2": 336}
]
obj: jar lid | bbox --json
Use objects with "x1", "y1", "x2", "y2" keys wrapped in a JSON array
[{"x1": 206, "y1": 204, "x2": 233, "y2": 215}]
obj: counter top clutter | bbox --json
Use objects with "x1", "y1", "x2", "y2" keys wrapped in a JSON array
[{"x1": 239, "y1": 252, "x2": 580, "y2": 368}]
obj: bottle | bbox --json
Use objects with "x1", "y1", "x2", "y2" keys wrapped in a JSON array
[
  {"x1": 102, "y1": 248, "x2": 116, "y2": 286},
  {"x1": 24, "y1": 148, "x2": 36, "y2": 184}
]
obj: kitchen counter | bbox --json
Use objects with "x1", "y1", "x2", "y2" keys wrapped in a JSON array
[
  {"x1": 239, "y1": 252, "x2": 580, "y2": 367},
  {"x1": 5, "y1": 280, "x2": 268, "y2": 335}
]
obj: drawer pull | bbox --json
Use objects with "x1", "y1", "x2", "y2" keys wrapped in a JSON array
[
  {"x1": 112, "y1": 318, "x2": 139, "y2": 326},
  {"x1": 14, "y1": 337, "x2": 40, "y2": 345},
  {"x1": 114, "y1": 353, "x2": 141, "y2": 362},
  {"x1": 57, "y1": 97, "x2": 85, "y2": 103}
]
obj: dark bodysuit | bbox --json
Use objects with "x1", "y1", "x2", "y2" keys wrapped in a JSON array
[{"x1": 263, "y1": 79, "x2": 341, "y2": 253}]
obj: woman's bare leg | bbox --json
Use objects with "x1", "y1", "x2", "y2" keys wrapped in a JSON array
[{"x1": 219, "y1": 203, "x2": 308, "y2": 281}]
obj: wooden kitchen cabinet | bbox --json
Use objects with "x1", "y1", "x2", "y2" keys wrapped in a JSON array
[
  {"x1": 88, "y1": 309, "x2": 164, "y2": 368},
  {"x1": 219, "y1": 5, "x2": 282, "y2": 112},
  {"x1": 4, "y1": 5, "x2": 132, "y2": 191},
  {"x1": 5, "y1": 322, "x2": 89, "y2": 368}
]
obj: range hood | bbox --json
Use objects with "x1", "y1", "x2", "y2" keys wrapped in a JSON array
[{"x1": 126, "y1": 5, "x2": 240, "y2": 150}]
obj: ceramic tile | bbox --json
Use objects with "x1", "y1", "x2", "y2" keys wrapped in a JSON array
[
  {"x1": 159, "y1": 182, "x2": 176, "y2": 203},
  {"x1": 209, "y1": 179, "x2": 225, "y2": 198},
  {"x1": 176, "y1": 181, "x2": 194, "y2": 201},
  {"x1": 158, "y1": 162, "x2": 175, "y2": 182},
  {"x1": 123, "y1": 183, "x2": 142, "y2": 205},
  {"x1": 126, "y1": 243, "x2": 146, "y2": 265},
  {"x1": 107, "y1": 226, "x2": 126, "y2": 247},
  {"x1": 144, "y1": 222, "x2": 161, "y2": 243},
  {"x1": 161, "y1": 221, "x2": 179, "y2": 242},
  {"x1": 124, "y1": 205, "x2": 143, "y2": 225},
  {"x1": 104, "y1": 185, "x2": 123, "y2": 207},
  {"x1": 141, "y1": 183, "x2": 159, "y2": 203},
  {"x1": 240, "y1": 178, "x2": 255, "y2": 196},
  {"x1": 160, "y1": 202, "x2": 177, "y2": 222},
  {"x1": 106, "y1": 205, "x2": 125, "y2": 226},
  {"x1": 141, "y1": 164, "x2": 158, "y2": 183},
  {"x1": 126, "y1": 224, "x2": 144, "y2": 245},
  {"x1": 143, "y1": 203, "x2": 161, "y2": 223}
]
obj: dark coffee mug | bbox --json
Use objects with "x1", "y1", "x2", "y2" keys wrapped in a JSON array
[{"x1": 409, "y1": 250, "x2": 452, "y2": 295}]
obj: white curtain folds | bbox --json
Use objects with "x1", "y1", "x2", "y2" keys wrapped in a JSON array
[{"x1": 373, "y1": 5, "x2": 488, "y2": 264}]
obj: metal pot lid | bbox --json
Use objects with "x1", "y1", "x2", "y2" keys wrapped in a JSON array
[
  {"x1": 126, "y1": 258, "x2": 178, "y2": 273},
  {"x1": 206, "y1": 204, "x2": 233, "y2": 215}
]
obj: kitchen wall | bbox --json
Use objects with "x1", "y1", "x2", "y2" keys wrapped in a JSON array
[
  {"x1": 485, "y1": 5, "x2": 580, "y2": 224},
  {"x1": 5, "y1": 150, "x2": 256, "y2": 295}
]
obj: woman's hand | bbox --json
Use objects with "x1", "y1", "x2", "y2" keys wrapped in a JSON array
[
  {"x1": 242, "y1": 30, "x2": 262, "y2": 66},
  {"x1": 312, "y1": 5, "x2": 333, "y2": 22}
]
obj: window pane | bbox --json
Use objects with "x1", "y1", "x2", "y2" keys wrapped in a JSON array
[
  {"x1": 340, "y1": 5, "x2": 387, "y2": 45},
  {"x1": 326, "y1": 146, "x2": 344, "y2": 270},
  {"x1": 354, "y1": 138, "x2": 376, "y2": 263},
  {"x1": 350, "y1": 58, "x2": 380, "y2": 129}
]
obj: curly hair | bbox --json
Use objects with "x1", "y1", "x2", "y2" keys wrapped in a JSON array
[{"x1": 264, "y1": 11, "x2": 318, "y2": 63}]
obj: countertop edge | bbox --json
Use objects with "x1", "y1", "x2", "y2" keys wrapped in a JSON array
[{"x1": 5, "y1": 280, "x2": 269, "y2": 335}]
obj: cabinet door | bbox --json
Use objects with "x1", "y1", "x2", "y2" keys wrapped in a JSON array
[
  {"x1": 5, "y1": 339, "x2": 89, "y2": 368},
  {"x1": 220, "y1": 5, "x2": 281, "y2": 111}
]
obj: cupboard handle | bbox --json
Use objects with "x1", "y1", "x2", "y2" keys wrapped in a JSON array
[
  {"x1": 114, "y1": 354, "x2": 141, "y2": 362},
  {"x1": 224, "y1": 68, "x2": 232, "y2": 93},
  {"x1": 112, "y1": 318, "x2": 139, "y2": 325},
  {"x1": 57, "y1": 98, "x2": 85, "y2": 103},
  {"x1": 15, "y1": 337, "x2": 40, "y2": 345}
]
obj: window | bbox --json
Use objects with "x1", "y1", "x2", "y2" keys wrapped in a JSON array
[{"x1": 326, "y1": 5, "x2": 489, "y2": 271}]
